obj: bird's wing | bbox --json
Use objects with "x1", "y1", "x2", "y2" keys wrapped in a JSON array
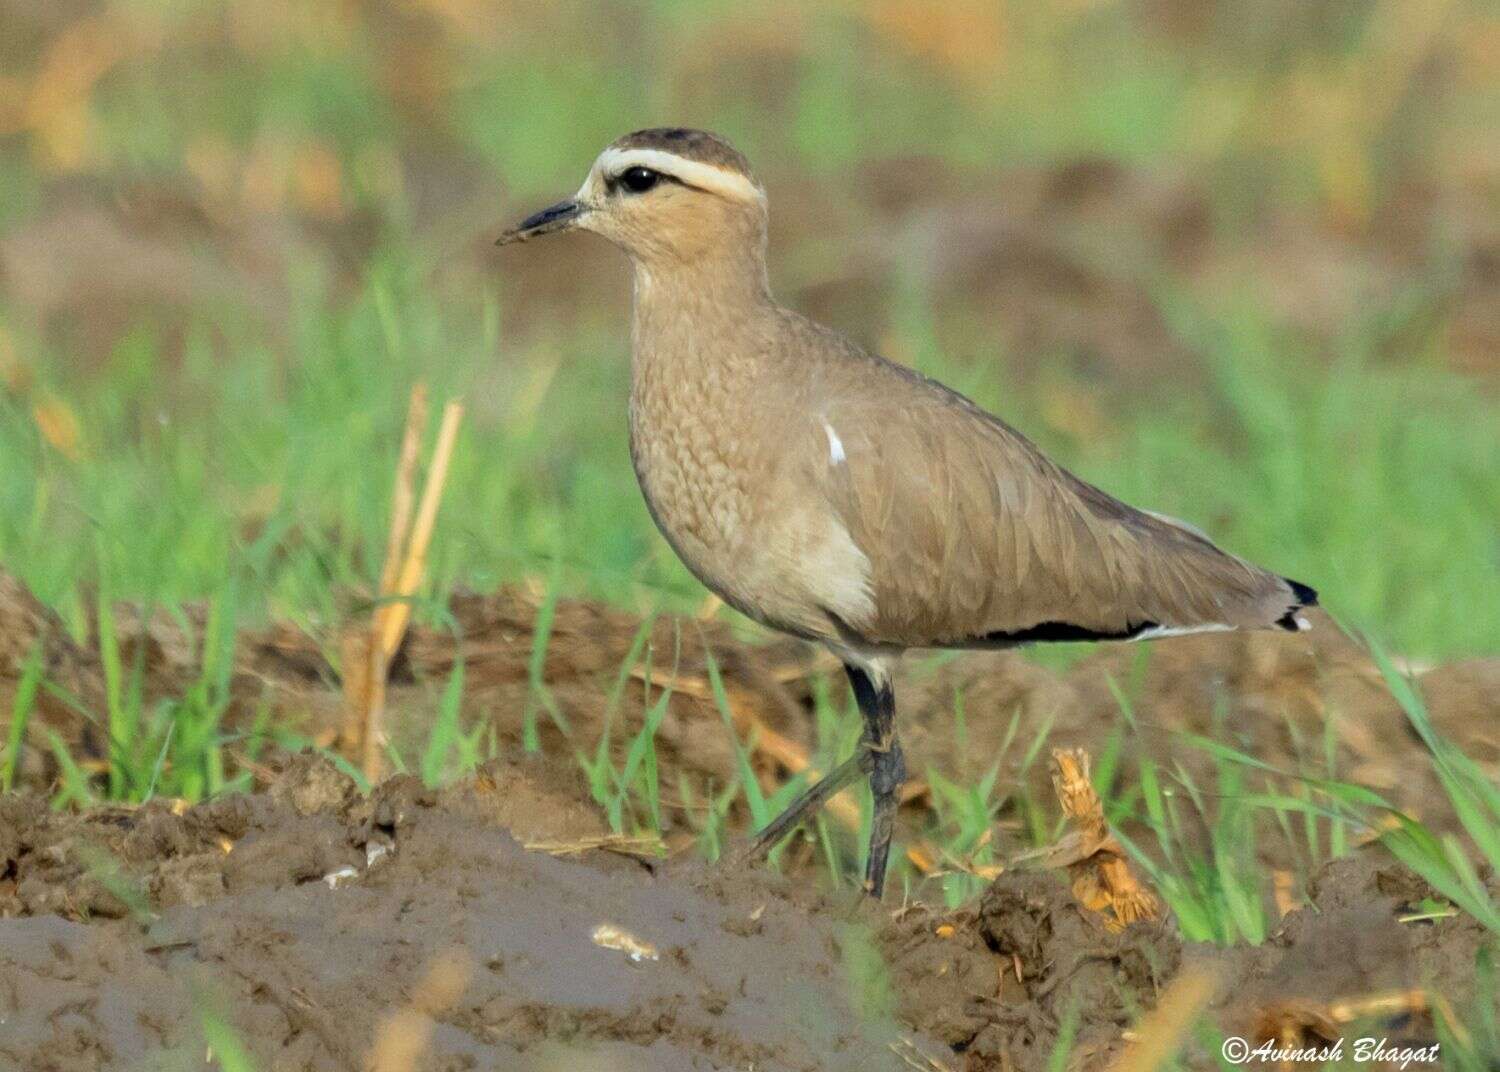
[{"x1": 801, "y1": 357, "x2": 1310, "y2": 648}]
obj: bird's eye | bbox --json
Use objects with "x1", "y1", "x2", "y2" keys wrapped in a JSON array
[{"x1": 618, "y1": 166, "x2": 660, "y2": 194}]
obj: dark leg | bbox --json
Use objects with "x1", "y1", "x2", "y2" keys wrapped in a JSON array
[
  {"x1": 736, "y1": 746, "x2": 872, "y2": 864},
  {"x1": 847, "y1": 663, "x2": 905, "y2": 898},
  {"x1": 731, "y1": 660, "x2": 905, "y2": 897}
]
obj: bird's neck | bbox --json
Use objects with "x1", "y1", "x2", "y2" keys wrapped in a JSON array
[
  {"x1": 625, "y1": 252, "x2": 779, "y2": 562},
  {"x1": 628, "y1": 252, "x2": 778, "y2": 408}
]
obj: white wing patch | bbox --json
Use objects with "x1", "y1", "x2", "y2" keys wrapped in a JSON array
[{"x1": 822, "y1": 420, "x2": 846, "y2": 464}]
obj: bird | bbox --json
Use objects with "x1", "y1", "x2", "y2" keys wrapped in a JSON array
[{"x1": 496, "y1": 128, "x2": 1318, "y2": 898}]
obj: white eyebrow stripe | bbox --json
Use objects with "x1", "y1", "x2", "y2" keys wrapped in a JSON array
[{"x1": 594, "y1": 147, "x2": 764, "y2": 204}]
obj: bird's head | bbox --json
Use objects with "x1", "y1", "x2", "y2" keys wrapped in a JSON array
[{"x1": 497, "y1": 128, "x2": 768, "y2": 271}]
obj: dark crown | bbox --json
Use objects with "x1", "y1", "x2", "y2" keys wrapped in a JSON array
[{"x1": 611, "y1": 128, "x2": 753, "y2": 178}]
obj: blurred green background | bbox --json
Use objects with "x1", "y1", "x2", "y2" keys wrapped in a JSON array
[{"x1": 0, "y1": 0, "x2": 1497, "y2": 659}]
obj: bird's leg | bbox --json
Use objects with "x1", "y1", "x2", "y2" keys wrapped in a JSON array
[
  {"x1": 731, "y1": 659, "x2": 905, "y2": 896},
  {"x1": 847, "y1": 663, "x2": 904, "y2": 898},
  {"x1": 737, "y1": 747, "x2": 872, "y2": 863}
]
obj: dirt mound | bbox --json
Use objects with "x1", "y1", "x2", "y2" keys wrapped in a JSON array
[
  {"x1": 1207, "y1": 851, "x2": 1491, "y2": 1065},
  {"x1": 1222, "y1": 851, "x2": 1484, "y2": 1013},
  {"x1": 0, "y1": 752, "x2": 618, "y2": 924},
  {"x1": 0, "y1": 756, "x2": 940, "y2": 1072}
]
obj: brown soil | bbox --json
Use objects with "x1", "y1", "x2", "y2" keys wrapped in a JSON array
[
  {"x1": 1, "y1": 756, "x2": 1488, "y2": 1071},
  {"x1": 2, "y1": 573, "x2": 1497, "y2": 1068}
]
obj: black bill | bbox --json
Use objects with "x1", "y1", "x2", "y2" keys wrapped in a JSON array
[{"x1": 495, "y1": 199, "x2": 585, "y2": 245}]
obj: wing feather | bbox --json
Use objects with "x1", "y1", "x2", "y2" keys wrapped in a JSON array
[{"x1": 802, "y1": 357, "x2": 1305, "y2": 648}]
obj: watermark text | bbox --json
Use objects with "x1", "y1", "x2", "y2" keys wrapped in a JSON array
[{"x1": 1221, "y1": 1036, "x2": 1439, "y2": 1068}]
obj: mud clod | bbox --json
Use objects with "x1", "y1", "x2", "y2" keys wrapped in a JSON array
[
  {"x1": 881, "y1": 870, "x2": 1181, "y2": 1069},
  {"x1": 268, "y1": 751, "x2": 358, "y2": 817}
]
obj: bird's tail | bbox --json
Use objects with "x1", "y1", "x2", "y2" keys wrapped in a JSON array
[{"x1": 1272, "y1": 577, "x2": 1319, "y2": 632}]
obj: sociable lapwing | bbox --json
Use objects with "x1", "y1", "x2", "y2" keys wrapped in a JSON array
[{"x1": 497, "y1": 128, "x2": 1318, "y2": 898}]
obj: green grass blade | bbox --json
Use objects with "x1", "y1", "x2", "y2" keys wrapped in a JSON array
[
  {"x1": 46, "y1": 729, "x2": 96, "y2": 809},
  {"x1": 420, "y1": 655, "x2": 466, "y2": 786},
  {"x1": 522, "y1": 573, "x2": 564, "y2": 752},
  {"x1": 706, "y1": 647, "x2": 769, "y2": 829},
  {"x1": 3, "y1": 642, "x2": 45, "y2": 792}
]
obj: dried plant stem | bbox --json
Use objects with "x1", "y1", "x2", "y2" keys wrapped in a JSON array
[
  {"x1": 1048, "y1": 747, "x2": 1163, "y2": 929},
  {"x1": 345, "y1": 385, "x2": 463, "y2": 784},
  {"x1": 376, "y1": 401, "x2": 463, "y2": 659},
  {"x1": 380, "y1": 386, "x2": 429, "y2": 597}
]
